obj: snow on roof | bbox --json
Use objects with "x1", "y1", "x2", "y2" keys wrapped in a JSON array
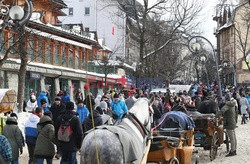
[
  {"x1": 25, "y1": 27, "x2": 92, "y2": 50},
  {"x1": 7, "y1": 58, "x2": 122, "y2": 80},
  {"x1": 218, "y1": 22, "x2": 233, "y2": 31}
]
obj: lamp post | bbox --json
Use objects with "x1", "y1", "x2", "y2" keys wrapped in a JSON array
[
  {"x1": 222, "y1": 60, "x2": 236, "y2": 87},
  {"x1": 188, "y1": 36, "x2": 222, "y2": 98}
]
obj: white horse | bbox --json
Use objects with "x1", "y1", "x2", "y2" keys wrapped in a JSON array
[{"x1": 80, "y1": 98, "x2": 153, "y2": 164}]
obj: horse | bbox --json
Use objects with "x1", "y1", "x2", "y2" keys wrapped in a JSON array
[{"x1": 80, "y1": 98, "x2": 154, "y2": 164}]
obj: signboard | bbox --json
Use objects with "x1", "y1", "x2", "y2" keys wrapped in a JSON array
[{"x1": 30, "y1": 72, "x2": 41, "y2": 80}]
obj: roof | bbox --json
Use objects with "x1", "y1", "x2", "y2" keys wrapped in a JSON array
[{"x1": 52, "y1": 0, "x2": 67, "y2": 7}]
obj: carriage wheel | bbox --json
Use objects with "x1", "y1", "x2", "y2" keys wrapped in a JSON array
[
  {"x1": 224, "y1": 131, "x2": 230, "y2": 152},
  {"x1": 168, "y1": 157, "x2": 179, "y2": 164},
  {"x1": 209, "y1": 131, "x2": 219, "y2": 161}
]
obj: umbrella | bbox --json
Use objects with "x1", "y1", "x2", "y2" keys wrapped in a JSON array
[{"x1": 0, "y1": 89, "x2": 17, "y2": 113}]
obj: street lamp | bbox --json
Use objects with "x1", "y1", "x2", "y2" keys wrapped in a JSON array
[
  {"x1": 222, "y1": 60, "x2": 236, "y2": 86},
  {"x1": 188, "y1": 36, "x2": 223, "y2": 98}
]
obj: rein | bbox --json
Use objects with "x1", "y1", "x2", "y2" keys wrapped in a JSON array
[{"x1": 127, "y1": 113, "x2": 150, "y2": 138}]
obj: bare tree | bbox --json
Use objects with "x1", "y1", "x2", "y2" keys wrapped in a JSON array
[{"x1": 234, "y1": 3, "x2": 250, "y2": 71}]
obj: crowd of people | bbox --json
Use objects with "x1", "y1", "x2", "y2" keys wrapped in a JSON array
[{"x1": 0, "y1": 83, "x2": 249, "y2": 163}]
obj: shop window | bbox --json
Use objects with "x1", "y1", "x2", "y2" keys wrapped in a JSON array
[
  {"x1": 45, "y1": 43, "x2": 52, "y2": 64},
  {"x1": 69, "y1": 48, "x2": 74, "y2": 68},
  {"x1": 62, "y1": 46, "x2": 67, "y2": 67},
  {"x1": 37, "y1": 41, "x2": 44, "y2": 63},
  {"x1": 54, "y1": 44, "x2": 60, "y2": 65}
]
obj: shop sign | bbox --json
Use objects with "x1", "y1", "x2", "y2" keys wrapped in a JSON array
[{"x1": 30, "y1": 72, "x2": 41, "y2": 80}]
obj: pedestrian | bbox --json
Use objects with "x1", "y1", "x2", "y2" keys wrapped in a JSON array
[
  {"x1": 37, "y1": 91, "x2": 49, "y2": 108},
  {"x1": 110, "y1": 93, "x2": 128, "y2": 120},
  {"x1": 0, "y1": 134, "x2": 12, "y2": 164},
  {"x1": 217, "y1": 94, "x2": 237, "y2": 157},
  {"x1": 125, "y1": 93, "x2": 136, "y2": 110},
  {"x1": 2, "y1": 116, "x2": 23, "y2": 164},
  {"x1": 61, "y1": 91, "x2": 70, "y2": 105},
  {"x1": 240, "y1": 93, "x2": 249, "y2": 124},
  {"x1": 76, "y1": 100, "x2": 89, "y2": 124},
  {"x1": 55, "y1": 101, "x2": 83, "y2": 164},
  {"x1": 40, "y1": 99, "x2": 49, "y2": 113},
  {"x1": 34, "y1": 115, "x2": 55, "y2": 164},
  {"x1": 99, "y1": 101, "x2": 113, "y2": 125},
  {"x1": 50, "y1": 97, "x2": 66, "y2": 124},
  {"x1": 25, "y1": 95, "x2": 38, "y2": 113},
  {"x1": 82, "y1": 108, "x2": 103, "y2": 133},
  {"x1": 94, "y1": 95, "x2": 102, "y2": 108},
  {"x1": 75, "y1": 88, "x2": 84, "y2": 104},
  {"x1": 84, "y1": 92, "x2": 95, "y2": 111},
  {"x1": 25, "y1": 107, "x2": 43, "y2": 164}
]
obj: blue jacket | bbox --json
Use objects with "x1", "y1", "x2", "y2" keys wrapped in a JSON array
[
  {"x1": 110, "y1": 100, "x2": 128, "y2": 120},
  {"x1": 37, "y1": 92, "x2": 49, "y2": 112},
  {"x1": 77, "y1": 106, "x2": 89, "y2": 123},
  {"x1": 61, "y1": 94, "x2": 70, "y2": 105},
  {"x1": 24, "y1": 114, "x2": 40, "y2": 145}
]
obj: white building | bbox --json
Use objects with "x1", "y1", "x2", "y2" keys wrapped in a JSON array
[{"x1": 60, "y1": 0, "x2": 127, "y2": 60}]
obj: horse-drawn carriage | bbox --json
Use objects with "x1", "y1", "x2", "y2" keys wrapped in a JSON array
[
  {"x1": 147, "y1": 110, "x2": 195, "y2": 164},
  {"x1": 190, "y1": 113, "x2": 230, "y2": 161}
]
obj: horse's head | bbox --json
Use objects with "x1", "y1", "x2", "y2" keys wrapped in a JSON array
[{"x1": 129, "y1": 98, "x2": 154, "y2": 133}]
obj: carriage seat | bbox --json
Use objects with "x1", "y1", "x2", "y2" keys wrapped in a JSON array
[
  {"x1": 150, "y1": 135, "x2": 181, "y2": 152},
  {"x1": 159, "y1": 128, "x2": 185, "y2": 138}
]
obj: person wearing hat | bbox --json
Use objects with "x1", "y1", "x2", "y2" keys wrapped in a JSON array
[
  {"x1": 99, "y1": 101, "x2": 113, "y2": 125},
  {"x1": 217, "y1": 94, "x2": 237, "y2": 157},
  {"x1": 76, "y1": 100, "x2": 89, "y2": 124},
  {"x1": 26, "y1": 95, "x2": 38, "y2": 113},
  {"x1": 2, "y1": 116, "x2": 23, "y2": 164},
  {"x1": 50, "y1": 97, "x2": 66, "y2": 124},
  {"x1": 110, "y1": 93, "x2": 128, "y2": 120},
  {"x1": 40, "y1": 99, "x2": 49, "y2": 113},
  {"x1": 55, "y1": 101, "x2": 83, "y2": 164}
]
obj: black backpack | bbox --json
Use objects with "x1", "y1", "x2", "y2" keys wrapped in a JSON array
[{"x1": 57, "y1": 116, "x2": 74, "y2": 142}]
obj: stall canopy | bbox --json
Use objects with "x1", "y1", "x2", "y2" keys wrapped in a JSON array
[{"x1": 0, "y1": 89, "x2": 17, "y2": 113}]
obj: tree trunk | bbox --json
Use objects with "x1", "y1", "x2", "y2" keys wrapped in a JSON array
[{"x1": 17, "y1": 27, "x2": 28, "y2": 113}]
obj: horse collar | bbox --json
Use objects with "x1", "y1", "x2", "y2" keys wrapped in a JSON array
[{"x1": 127, "y1": 113, "x2": 147, "y2": 137}]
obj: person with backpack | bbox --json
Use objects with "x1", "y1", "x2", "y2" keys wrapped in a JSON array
[
  {"x1": 25, "y1": 107, "x2": 43, "y2": 164},
  {"x1": 34, "y1": 115, "x2": 56, "y2": 164},
  {"x1": 55, "y1": 101, "x2": 83, "y2": 164}
]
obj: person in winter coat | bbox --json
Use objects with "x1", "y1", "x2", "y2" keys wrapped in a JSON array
[
  {"x1": 55, "y1": 101, "x2": 83, "y2": 164},
  {"x1": 83, "y1": 92, "x2": 95, "y2": 111},
  {"x1": 82, "y1": 109, "x2": 103, "y2": 133},
  {"x1": 197, "y1": 95, "x2": 218, "y2": 114},
  {"x1": 25, "y1": 107, "x2": 43, "y2": 164},
  {"x1": 217, "y1": 94, "x2": 237, "y2": 157},
  {"x1": 37, "y1": 91, "x2": 49, "y2": 108},
  {"x1": 61, "y1": 91, "x2": 70, "y2": 105},
  {"x1": 50, "y1": 97, "x2": 66, "y2": 124},
  {"x1": 26, "y1": 95, "x2": 38, "y2": 113},
  {"x1": 94, "y1": 95, "x2": 102, "y2": 108},
  {"x1": 2, "y1": 117, "x2": 23, "y2": 164},
  {"x1": 75, "y1": 88, "x2": 84, "y2": 104},
  {"x1": 99, "y1": 102, "x2": 113, "y2": 125},
  {"x1": 76, "y1": 100, "x2": 89, "y2": 124},
  {"x1": 34, "y1": 115, "x2": 56, "y2": 164},
  {"x1": 240, "y1": 93, "x2": 249, "y2": 124},
  {"x1": 0, "y1": 134, "x2": 12, "y2": 164},
  {"x1": 125, "y1": 93, "x2": 136, "y2": 110},
  {"x1": 110, "y1": 93, "x2": 128, "y2": 120},
  {"x1": 40, "y1": 99, "x2": 49, "y2": 113}
]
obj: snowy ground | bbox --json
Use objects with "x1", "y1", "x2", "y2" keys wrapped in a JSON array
[{"x1": 17, "y1": 113, "x2": 250, "y2": 164}]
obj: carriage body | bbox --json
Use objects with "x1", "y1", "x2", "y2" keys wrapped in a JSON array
[
  {"x1": 147, "y1": 128, "x2": 194, "y2": 164},
  {"x1": 190, "y1": 114, "x2": 228, "y2": 161}
]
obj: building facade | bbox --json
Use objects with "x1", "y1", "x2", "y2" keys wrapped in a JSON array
[{"x1": 213, "y1": 0, "x2": 250, "y2": 86}]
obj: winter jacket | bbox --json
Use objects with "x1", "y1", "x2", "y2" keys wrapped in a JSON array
[
  {"x1": 84, "y1": 96, "x2": 95, "y2": 111},
  {"x1": 55, "y1": 110, "x2": 83, "y2": 152},
  {"x1": 0, "y1": 135, "x2": 12, "y2": 164},
  {"x1": 34, "y1": 116, "x2": 55, "y2": 159},
  {"x1": 240, "y1": 97, "x2": 249, "y2": 116},
  {"x1": 37, "y1": 92, "x2": 49, "y2": 107},
  {"x1": 218, "y1": 100, "x2": 236, "y2": 130},
  {"x1": 25, "y1": 99, "x2": 38, "y2": 113},
  {"x1": 2, "y1": 117, "x2": 23, "y2": 161},
  {"x1": 76, "y1": 106, "x2": 89, "y2": 123},
  {"x1": 61, "y1": 94, "x2": 70, "y2": 105},
  {"x1": 83, "y1": 110, "x2": 103, "y2": 133},
  {"x1": 198, "y1": 99, "x2": 218, "y2": 114},
  {"x1": 50, "y1": 103, "x2": 66, "y2": 123},
  {"x1": 25, "y1": 114, "x2": 40, "y2": 145},
  {"x1": 125, "y1": 97, "x2": 135, "y2": 110},
  {"x1": 110, "y1": 100, "x2": 128, "y2": 119}
]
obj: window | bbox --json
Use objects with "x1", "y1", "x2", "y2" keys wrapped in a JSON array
[
  {"x1": 37, "y1": 41, "x2": 44, "y2": 63},
  {"x1": 85, "y1": 7, "x2": 90, "y2": 15},
  {"x1": 69, "y1": 48, "x2": 74, "y2": 68},
  {"x1": 75, "y1": 49, "x2": 80, "y2": 69},
  {"x1": 54, "y1": 44, "x2": 60, "y2": 65},
  {"x1": 69, "y1": 8, "x2": 73, "y2": 16},
  {"x1": 0, "y1": 32, "x2": 5, "y2": 53},
  {"x1": 85, "y1": 27, "x2": 89, "y2": 32},
  {"x1": 45, "y1": 43, "x2": 52, "y2": 64},
  {"x1": 28, "y1": 39, "x2": 35, "y2": 61},
  {"x1": 81, "y1": 49, "x2": 85, "y2": 69},
  {"x1": 62, "y1": 46, "x2": 67, "y2": 66}
]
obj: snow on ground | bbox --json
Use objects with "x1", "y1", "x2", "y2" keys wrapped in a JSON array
[{"x1": 17, "y1": 114, "x2": 250, "y2": 164}]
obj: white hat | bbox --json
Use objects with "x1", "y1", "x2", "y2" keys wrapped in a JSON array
[
  {"x1": 31, "y1": 95, "x2": 36, "y2": 100},
  {"x1": 99, "y1": 101, "x2": 107, "y2": 111}
]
